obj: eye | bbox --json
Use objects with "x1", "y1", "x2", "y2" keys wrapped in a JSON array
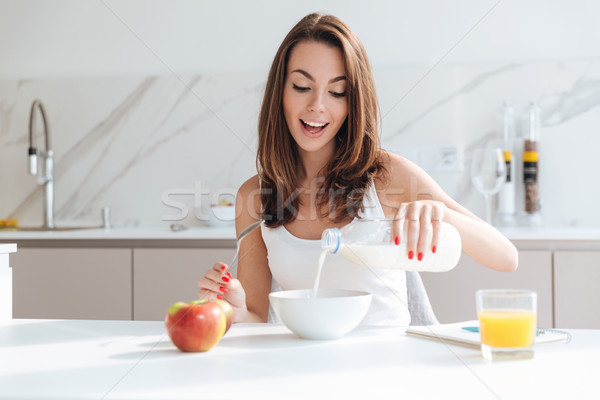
[
  {"x1": 330, "y1": 91, "x2": 347, "y2": 98},
  {"x1": 292, "y1": 84, "x2": 309, "y2": 92}
]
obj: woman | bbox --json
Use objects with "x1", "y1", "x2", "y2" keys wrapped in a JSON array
[{"x1": 199, "y1": 13, "x2": 518, "y2": 325}]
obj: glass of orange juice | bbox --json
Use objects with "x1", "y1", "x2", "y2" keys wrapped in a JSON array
[{"x1": 476, "y1": 289, "x2": 537, "y2": 360}]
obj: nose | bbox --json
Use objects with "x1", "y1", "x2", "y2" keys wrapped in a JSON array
[{"x1": 308, "y1": 91, "x2": 326, "y2": 113}]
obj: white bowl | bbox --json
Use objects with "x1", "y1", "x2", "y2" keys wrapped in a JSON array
[
  {"x1": 206, "y1": 205, "x2": 235, "y2": 227},
  {"x1": 269, "y1": 289, "x2": 372, "y2": 340}
]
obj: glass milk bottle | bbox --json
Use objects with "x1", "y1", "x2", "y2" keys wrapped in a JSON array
[{"x1": 321, "y1": 218, "x2": 462, "y2": 272}]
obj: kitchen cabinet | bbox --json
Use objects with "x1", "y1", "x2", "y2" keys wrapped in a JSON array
[
  {"x1": 10, "y1": 245, "x2": 235, "y2": 321},
  {"x1": 133, "y1": 248, "x2": 236, "y2": 320},
  {"x1": 12, "y1": 248, "x2": 132, "y2": 320},
  {"x1": 554, "y1": 251, "x2": 600, "y2": 329},
  {"x1": 421, "y1": 251, "x2": 553, "y2": 328}
]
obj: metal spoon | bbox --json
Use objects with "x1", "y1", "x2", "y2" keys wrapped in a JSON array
[
  {"x1": 229, "y1": 220, "x2": 263, "y2": 272},
  {"x1": 169, "y1": 223, "x2": 188, "y2": 232}
]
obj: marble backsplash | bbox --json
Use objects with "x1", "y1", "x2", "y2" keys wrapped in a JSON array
[{"x1": 1, "y1": 60, "x2": 599, "y2": 228}]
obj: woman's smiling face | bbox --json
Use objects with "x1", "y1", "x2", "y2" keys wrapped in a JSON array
[{"x1": 283, "y1": 40, "x2": 349, "y2": 157}]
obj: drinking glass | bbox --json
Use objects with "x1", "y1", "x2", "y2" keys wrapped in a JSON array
[
  {"x1": 476, "y1": 289, "x2": 537, "y2": 360},
  {"x1": 470, "y1": 147, "x2": 506, "y2": 224}
]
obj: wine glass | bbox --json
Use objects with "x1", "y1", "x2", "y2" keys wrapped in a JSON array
[{"x1": 470, "y1": 147, "x2": 506, "y2": 224}]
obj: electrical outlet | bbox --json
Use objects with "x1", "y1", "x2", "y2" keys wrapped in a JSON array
[
  {"x1": 437, "y1": 145, "x2": 463, "y2": 171},
  {"x1": 384, "y1": 145, "x2": 463, "y2": 172}
]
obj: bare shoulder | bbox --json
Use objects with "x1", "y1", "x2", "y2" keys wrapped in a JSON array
[
  {"x1": 375, "y1": 149, "x2": 450, "y2": 211},
  {"x1": 376, "y1": 150, "x2": 432, "y2": 190},
  {"x1": 235, "y1": 175, "x2": 261, "y2": 222},
  {"x1": 238, "y1": 174, "x2": 261, "y2": 197}
]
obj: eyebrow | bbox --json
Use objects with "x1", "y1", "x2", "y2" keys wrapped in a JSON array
[{"x1": 291, "y1": 69, "x2": 346, "y2": 84}]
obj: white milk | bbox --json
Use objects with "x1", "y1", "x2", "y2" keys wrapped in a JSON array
[
  {"x1": 312, "y1": 249, "x2": 329, "y2": 298},
  {"x1": 313, "y1": 221, "x2": 462, "y2": 297},
  {"x1": 339, "y1": 232, "x2": 460, "y2": 271},
  {"x1": 322, "y1": 221, "x2": 462, "y2": 272},
  {"x1": 337, "y1": 242, "x2": 399, "y2": 269}
]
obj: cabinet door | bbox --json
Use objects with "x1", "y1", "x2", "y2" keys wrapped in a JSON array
[
  {"x1": 554, "y1": 251, "x2": 600, "y2": 329},
  {"x1": 421, "y1": 251, "x2": 553, "y2": 327},
  {"x1": 12, "y1": 248, "x2": 132, "y2": 320},
  {"x1": 133, "y1": 248, "x2": 236, "y2": 321}
]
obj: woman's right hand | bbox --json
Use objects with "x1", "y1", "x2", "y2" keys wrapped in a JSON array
[
  {"x1": 392, "y1": 200, "x2": 446, "y2": 261},
  {"x1": 198, "y1": 262, "x2": 248, "y2": 323}
]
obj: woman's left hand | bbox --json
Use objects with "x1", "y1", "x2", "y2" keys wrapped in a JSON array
[{"x1": 392, "y1": 200, "x2": 446, "y2": 261}]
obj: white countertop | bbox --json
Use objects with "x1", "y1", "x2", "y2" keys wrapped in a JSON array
[
  {"x1": 0, "y1": 319, "x2": 597, "y2": 399},
  {"x1": 0, "y1": 226, "x2": 236, "y2": 240},
  {"x1": 499, "y1": 226, "x2": 600, "y2": 241}
]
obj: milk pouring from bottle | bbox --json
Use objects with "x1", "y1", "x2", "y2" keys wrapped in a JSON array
[{"x1": 320, "y1": 219, "x2": 462, "y2": 272}]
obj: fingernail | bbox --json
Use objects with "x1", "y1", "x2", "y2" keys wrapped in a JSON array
[
  {"x1": 217, "y1": 294, "x2": 224, "y2": 300},
  {"x1": 417, "y1": 252, "x2": 423, "y2": 261},
  {"x1": 220, "y1": 265, "x2": 227, "y2": 271},
  {"x1": 226, "y1": 272, "x2": 232, "y2": 278},
  {"x1": 222, "y1": 275, "x2": 230, "y2": 283},
  {"x1": 432, "y1": 246, "x2": 437, "y2": 253},
  {"x1": 219, "y1": 286, "x2": 228, "y2": 293},
  {"x1": 408, "y1": 251, "x2": 414, "y2": 260},
  {"x1": 394, "y1": 236, "x2": 400, "y2": 245}
]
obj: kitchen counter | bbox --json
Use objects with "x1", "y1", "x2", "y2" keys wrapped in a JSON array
[
  {"x1": 0, "y1": 226, "x2": 236, "y2": 240},
  {"x1": 1, "y1": 225, "x2": 599, "y2": 242},
  {"x1": 499, "y1": 226, "x2": 600, "y2": 241},
  {"x1": 0, "y1": 226, "x2": 237, "y2": 248},
  {"x1": 2, "y1": 225, "x2": 600, "y2": 251},
  {"x1": 0, "y1": 319, "x2": 598, "y2": 399},
  {"x1": 499, "y1": 226, "x2": 600, "y2": 251}
]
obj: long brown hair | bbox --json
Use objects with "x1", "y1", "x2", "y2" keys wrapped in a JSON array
[{"x1": 257, "y1": 13, "x2": 385, "y2": 227}]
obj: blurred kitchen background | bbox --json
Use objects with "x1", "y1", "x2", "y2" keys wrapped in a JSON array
[{"x1": 1, "y1": 0, "x2": 599, "y2": 229}]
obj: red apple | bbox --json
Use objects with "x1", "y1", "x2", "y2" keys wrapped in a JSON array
[
  {"x1": 165, "y1": 299, "x2": 227, "y2": 352},
  {"x1": 214, "y1": 299, "x2": 234, "y2": 333}
]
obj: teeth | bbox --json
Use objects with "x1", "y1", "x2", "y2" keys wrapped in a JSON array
[{"x1": 302, "y1": 120, "x2": 327, "y2": 128}]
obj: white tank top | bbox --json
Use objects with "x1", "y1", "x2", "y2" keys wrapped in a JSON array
[{"x1": 261, "y1": 181, "x2": 411, "y2": 326}]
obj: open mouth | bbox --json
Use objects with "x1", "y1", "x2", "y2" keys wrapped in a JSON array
[{"x1": 301, "y1": 119, "x2": 329, "y2": 135}]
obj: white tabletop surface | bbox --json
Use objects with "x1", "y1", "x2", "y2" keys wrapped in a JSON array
[
  {"x1": 0, "y1": 244, "x2": 16, "y2": 321},
  {"x1": 0, "y1": 319, "x2": 598, "y2": 400},
  {"x1": 0, "y1": 243, "x2": 16, "y2": 254}
]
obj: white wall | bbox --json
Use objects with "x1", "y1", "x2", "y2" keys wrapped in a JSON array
[
  {"x1": 1, "y1": 0, "x2": 600, "y2": 228},
  {"x1": 2, "y1": 0, "x2": 600, "y2": 77}
]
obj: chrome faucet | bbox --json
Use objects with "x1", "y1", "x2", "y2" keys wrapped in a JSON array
[{"x1": 27, "y1": 100, "x2": 54, "y2": 229}]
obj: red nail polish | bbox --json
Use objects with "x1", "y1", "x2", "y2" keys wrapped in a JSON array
[
  {"x1": 220, "y1": 265, "x2": 227, "y2": 271},
  {"x1": 226, "y1": 272, "x2": 232, "y2": 278},
  {"x1": 219, "y1": 286, "x2": 228, "y2": 293},
  {"x1": 432, "y1": 246, "x2": 437, "y2": 253},
  {"x1": 408, "y1": 251, "x2": 414, "y2": 260},
  {"x1": 417, "y1": 252, "x2": 423, "y2": 261},
  {"x1": 394, "y1": 236, "x2": 400, "y2": 245},
  {"x1": 217, "y1": 294, "x2": 224, "y2": 300},
  {"x1": 221, "y1": 275, "x2": 230, "y2": 283}
]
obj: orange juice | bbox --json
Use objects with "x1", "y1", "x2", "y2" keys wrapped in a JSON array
[{"x1": 478, "y1": 310, "x2": 537, "y2": 348}]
